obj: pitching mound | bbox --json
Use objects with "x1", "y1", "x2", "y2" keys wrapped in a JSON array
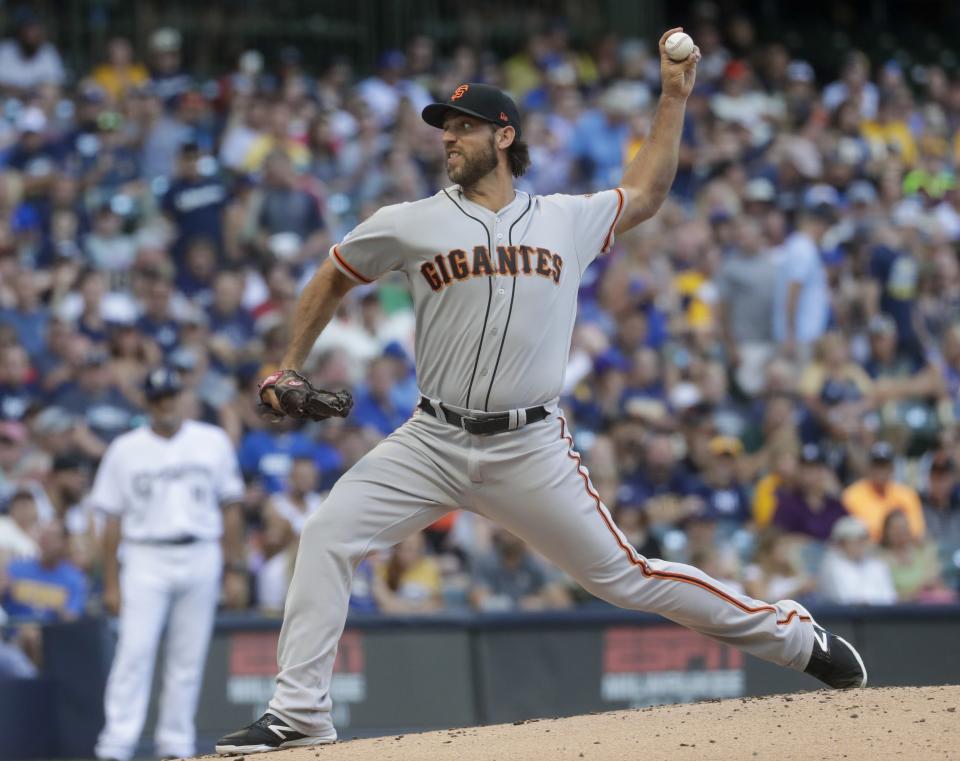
[{"x1": 214, "y1": 685, "x2": 959, "y2": 761}]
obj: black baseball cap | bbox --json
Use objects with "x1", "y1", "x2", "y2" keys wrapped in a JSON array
[
  {"x1": 143, "y1": 366, "x2": 183, "y2": 401},
  {"x1": 422, "y1": 83, "x2": 522, "y2": 138}
]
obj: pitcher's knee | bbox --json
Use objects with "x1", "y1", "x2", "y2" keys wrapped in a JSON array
[{"x1": 299, "y1": 500, "x2": 359, "y2": 562}]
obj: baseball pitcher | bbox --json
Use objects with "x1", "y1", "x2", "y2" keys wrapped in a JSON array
[{"x1": 217, "y1": 28, "x2": 866, "y2": 753}]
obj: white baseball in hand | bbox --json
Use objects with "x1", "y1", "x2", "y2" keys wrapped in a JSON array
[{"x1": 665, "y1": 32, "x2": 694, "y2": 62}]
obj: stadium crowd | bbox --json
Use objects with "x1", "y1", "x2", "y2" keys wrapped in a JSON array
[{"x1": 2, "y1": 5, "x2": 960, "y2": 667}]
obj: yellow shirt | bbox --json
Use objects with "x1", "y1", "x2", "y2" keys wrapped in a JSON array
[
  {"x1": 842, "y1": 479, "x2": 925, "y2": 542},
  {"x1": 752, "y1": 473, "x2": 781, "y2": 528},
  {"x1": 91, "y1": 63, "x2": 149, "y2": 100},
  {"x1": 861, "y1": 119, "x2": 917, "y2": 166},
  {"x1": 377, "y1": 557, "x2": 441, "y2": 601},
  {"x1": 242, "y1": 137, "x2": 311, "y2": 173},
  {"x1": 673, "y1": 270, "x2": 712, "y2": 328}
]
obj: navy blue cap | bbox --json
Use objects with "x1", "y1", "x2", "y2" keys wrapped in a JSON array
[
  {"x1": 143, "y1": 366, "x2": 183, "y2": 400},
  {"x1": 422, "y1": 83, "x2": 522, "y2": 138}
]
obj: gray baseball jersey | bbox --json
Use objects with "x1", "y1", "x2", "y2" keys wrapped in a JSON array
[{"x1": 329, "y1": 186, "x2": 625, "y2": 411}]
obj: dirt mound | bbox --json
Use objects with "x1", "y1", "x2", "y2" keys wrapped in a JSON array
[{"x1": 214, "y1": 685, "x2": 959, "y2": 761}]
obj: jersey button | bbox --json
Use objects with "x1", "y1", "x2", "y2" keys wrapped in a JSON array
[
  {"x1": 497, "y1": 288, "x2": 505, "y2": 295},
  {"x1": 491, "y1": 327, "x2": 499, "y2": 335},
  {"x1": 497, "y1": 233, "x2": 503, "y2": 239},
  {"x1": 480, "y1": 369, "x2": 488, "y2": 377}
]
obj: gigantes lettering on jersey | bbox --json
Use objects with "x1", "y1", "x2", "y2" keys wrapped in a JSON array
[{"x1": 420, "y1": 245, "x2": 563, "y2": 291}]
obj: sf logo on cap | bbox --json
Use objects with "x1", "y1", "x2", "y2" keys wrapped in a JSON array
[{"x1": 451, "y1": 84, "x2": 469, "y2": 100}]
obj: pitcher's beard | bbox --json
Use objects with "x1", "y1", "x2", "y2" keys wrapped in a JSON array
[{"x1": 446, "y1": 137, "x2": 498, "y2": 189}]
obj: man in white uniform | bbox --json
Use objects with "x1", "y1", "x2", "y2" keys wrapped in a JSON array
[
  {"x1": 94, "y1": 367, "x2": 245, "y2": 761},
  {"x1": 217, "y1": 29, "x2": 867, "y2": 753}
]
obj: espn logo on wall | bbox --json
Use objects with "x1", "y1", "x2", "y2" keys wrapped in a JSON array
[{"x1": 601, "y1": 626, "x2": 744, "y2": 707}]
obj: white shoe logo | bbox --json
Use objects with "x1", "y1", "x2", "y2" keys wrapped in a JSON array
[
  {"x1": 813, "y1": 627, "x2": 829, "y2": 653},
  {"x1": 268, "y1": 723, "x2": 295, "y2": 740}
]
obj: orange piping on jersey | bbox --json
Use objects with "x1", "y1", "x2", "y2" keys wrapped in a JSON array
[
  {"x1": 332, "y1": 245, "x2": 373, "y2": 284},
  {"x1": 601, "y1": 187, "x2": 626, "y2": 254},
  {"x1": 557, "y1": 414, "x2": 811, "y2": 627}
]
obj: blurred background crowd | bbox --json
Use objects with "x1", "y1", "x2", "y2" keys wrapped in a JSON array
[{"x1": 2, "y1": 0, "x2": 960, "y2": 675}]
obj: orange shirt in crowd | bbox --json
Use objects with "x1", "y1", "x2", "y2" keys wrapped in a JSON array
[{"x1": 841, "y1": 479, "x2": 925, "y2": 542}]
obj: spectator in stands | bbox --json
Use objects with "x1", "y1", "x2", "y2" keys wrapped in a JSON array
[
  {"x1": 772, "y1": 443, "x2": 847, "y2": 541},
  {"x1": 0, "y1": 8, "x2": 64, "y2": 94},
  {"x1": 351, "y1": 356, "x2": 409, "y2": 437},
  {"x1": 162, "y1": 142, "x2": 228, "y2": 262},
  {"x1": 879, "y1": 509, "x2": 955, "y2": 603},
  {"x1": 134, "y1": 264, "x2": 180, "y2": 356},
  {"x1": 256, "y1": 150, "x2": 326, "y2": 262},
  {"x1": 0, "y1": 490, "x2": 38, "y2": 561},
  {"x1": 920, "y1": 453, "x2": 960, "y2": 590},
  {"x1": 1, "y1": 520, "x2": 87, "y2": 621},
  {"x1": 83, "y1": 205, "x2": 137, "y2": 283},
  {"x1": 91, "y1": 37, "x2": 149, "y2": 102},
  {"x1": 692, "y1": 436, "x2": 750, "y2": 526},
  {"x1": 823, "y1": 51, "x2": 878, "y2": 118},
  {"x1": 0, "y1": 342, "x2": 37, "y2": 407},
  {"x1": 622, "y1": 432, "x2": 701, "y2": 529},
  {"x1": 843, "y1": 441, "x2": 925, "y2": 542},
  {"x1": 356, "y1": 49, "x2": 432, "y2": 129},
  {"x1": 715, "y1": 215, "x2": 777, "y2": 397},
  {"x1": 146, "y1": 27, "x2": 190, "y2": 105},
  {"x1": 237, "y1": 415, "x2": 340, "y2": 495},
  {"x1": 469, "y1": 529, "x2": 571, "y2": 612},
  {"x1": 7, "y1": 107, "x2": 61, "y2": 192},
  {"x1": 85, "y1": 110, "x2": 141, "y2": 198},
  {"x1": 772, "y1": 185, "x2": 835, "y2": 363},
  {"x1": 0, "y1": 268, "x2": 49, "y2": 361},
  {"x1": 55, "y1": 348, "x2": 142, "y2": 447},
  {"x1": 373, "y1": 532, "x2": 443, "y2": 614},
  {"x1": 743, "y1": 529, "x2": 817, "y2": 603},
  {"x1": 798, "y1": 331, "x2": 873, "y2": 442},
  {"x1": 0, "y1": 421, "x2": 30, "y2": 501},
  {"x1": 265, "y1": 457, "x2": 324, "y2": 537},
  {"x1": 255, "y1": 512, "x2": 294, "y2": 614},
  {"x1": 864, "y1": 314, "x2": 941, "y2": 449},
  {"x1": 175, "y1": 238, "x2": 218, "y2": 307},
  {"x1": 819, "y1": 515, "x2": 896, "y2": 605},
  {"x1": 241, "y1": 101, "x2": 310, "y2": 173},
  {"x1": 752, "y1": 448, "x2": 799, "y2": 529}
]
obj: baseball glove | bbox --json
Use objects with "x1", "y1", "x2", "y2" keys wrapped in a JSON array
[{"x1": 257, "y1": 369, "x2": 354, "y2": 422}]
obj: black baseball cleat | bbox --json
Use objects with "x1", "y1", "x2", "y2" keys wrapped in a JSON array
[
  {"x1": 804, "y1": 623, "x2": 868, "y2": 689},
  {"x1": 215, "y1": 712, "x2": 336, "y2": 754}
]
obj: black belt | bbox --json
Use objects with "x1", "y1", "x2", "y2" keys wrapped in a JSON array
[
  {"x1": 128, "y1": 536, "x2": 203, "y2": 546},
  {"x1": 418, "y1": 396, "x2": 548, "y2": 435}
]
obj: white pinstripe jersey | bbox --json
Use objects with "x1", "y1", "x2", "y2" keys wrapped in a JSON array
[{"x1": 330, "y1": 186, "x2": 626, "y2": 412}]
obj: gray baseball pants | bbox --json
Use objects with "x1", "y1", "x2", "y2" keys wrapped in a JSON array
[{"x1": 267, "y1": 408, "x2": 815, "y2": 736}]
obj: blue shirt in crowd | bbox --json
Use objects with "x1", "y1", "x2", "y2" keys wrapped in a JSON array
[{"x1": 3, "y1": 558, "x2": 88, "y2": 623}]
